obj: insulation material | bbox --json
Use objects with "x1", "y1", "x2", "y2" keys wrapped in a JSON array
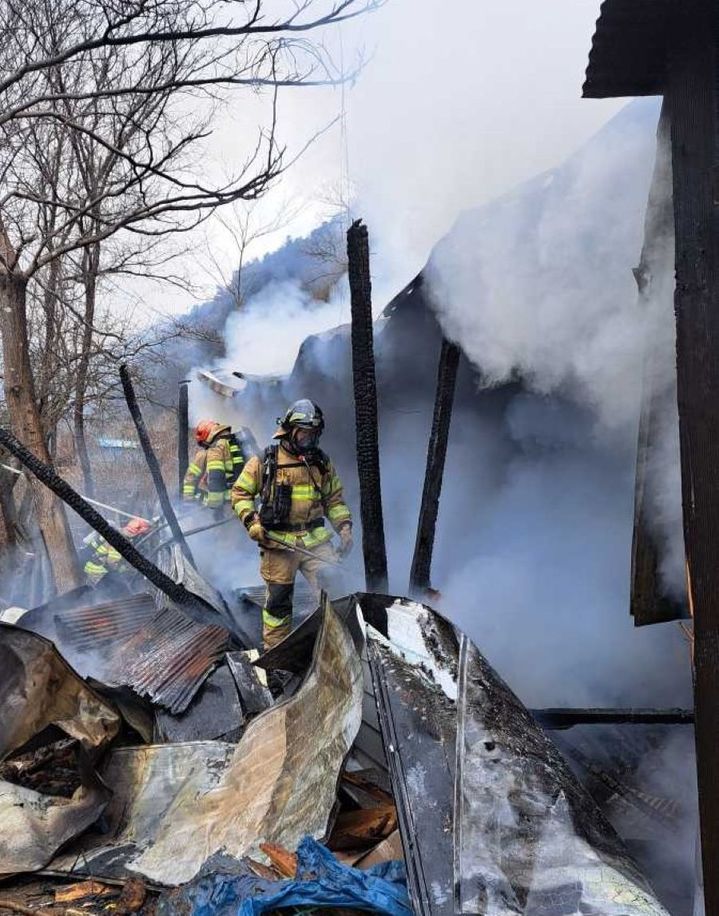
[{"x1": 49, "y1": 599, "x2": 363, "y2": 885}]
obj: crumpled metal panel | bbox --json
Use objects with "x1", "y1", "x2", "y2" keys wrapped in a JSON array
[
  {"x1": 49, "y1": 597, "x2": 363, "y2": 885},
  {"x1": 453, "y1": 634, "x2": 670, "y2": 915},
  {"x1": 365, "y1": 599, "x2": 458, "y2": 915},
  {"x1": 0, "y1": 625, "x2": 118, "y2": 875},
  {"x1": 161, "y1": 544, "x2": 231, "y2": 620},
  {"x1": 363, "y1": 598, "x2": 669, "y2": 916},
  {"x1": 0, "y1": 778, "x2": 110, "y2": 876},
  {"x1": 0, "y1": 623, "x2": 120, "y2": 758}
]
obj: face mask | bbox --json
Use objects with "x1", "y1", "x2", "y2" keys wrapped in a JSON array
[{"x1": 292, "y1": 428, "x2": 321, "y2": 452}]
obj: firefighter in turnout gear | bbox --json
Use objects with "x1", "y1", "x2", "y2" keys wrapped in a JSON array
[
  {"x1": 183, "y1": 420, "x2": 256, "y2": 509},
  {"x1": 232, "y1": 399, "x2": 353, "y2": 649},
  {"x1": 81, "y1": 517, "x2": 152, "y2": 585}
]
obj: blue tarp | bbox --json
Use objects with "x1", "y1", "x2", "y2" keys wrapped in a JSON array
[{"x1": 158, "y1": 837, "x2": 411, "y2": 916}]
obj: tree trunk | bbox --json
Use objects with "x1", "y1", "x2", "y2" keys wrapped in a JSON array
[
  {"x1": 0, "y1": 271, "x2": 81, "y2": 593},
  {"x1": 74, "y1": 245, "x2": 100, "y2": 498},
  {"x1": 346, "y1": 219, "x2": 388, "y2": 592},
  {"x1": 0, "y1": 465, "x2": 19, "y2": 547}
]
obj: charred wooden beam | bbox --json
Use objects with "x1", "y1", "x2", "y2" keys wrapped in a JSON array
[
  {"x1": 630, "y1": 105, "x2": 687, "y2": 626},
  {"x1": 409, "y1": 337, "x2": 460, "y2": 596},
  {"x1": 119, "y1": 365, "x2": 194, "y2": 565},
  {"x1": 347, "y1": 219, "x2": 388, "y2": 592},
  {"x1": 532, "y1": 707, "x2": 694, "y2": 729},
  {"x1": 0, "y1": 427, "x2": 213, "y2": 618},
  {"x1": 178, "y1": 380, "x2": 190, "y2": 498},
  {"x1": 665, "y1": 6, "x2": 719, "y2": 908}
]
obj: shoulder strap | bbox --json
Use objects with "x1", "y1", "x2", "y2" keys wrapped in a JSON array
[{"x1": 260, "y1": 444, "x2": 278, "y2": 496}]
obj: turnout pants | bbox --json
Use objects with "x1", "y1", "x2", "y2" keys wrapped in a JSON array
[{"x1": 259, "y1": 541, "x2": 335, "y2": 649}]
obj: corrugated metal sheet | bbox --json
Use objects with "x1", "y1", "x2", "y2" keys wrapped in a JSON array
[
  {"x1": 583, "y1": 0, "x2": 674, "y2": 99},
  {"x1": 54, "y1": 594, "x2": 158, "y2": 652},
  {"x1": 18, "y1": 591, "x2": 230, "y2": 715},
  {"x1": 106, "y1": 606, "x2": 231, "y2": 714}
]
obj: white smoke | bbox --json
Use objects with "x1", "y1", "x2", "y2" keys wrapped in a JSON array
[
  {"x1": 221, "y1": 278, "x2": 350, "y2": 377},
  {"x1": 424, "y1": 98, "x2": 685, "y2": 600}
]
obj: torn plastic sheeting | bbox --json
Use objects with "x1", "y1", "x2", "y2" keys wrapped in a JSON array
[
  {"x1": 49, "y1": 597, "x2": 363, "y2": 885},
  {"x1": 158, "y1": 837, "x2": 411, "y2": 916},
  {"x1": 453, "y1": 634, "x2": 670, "y2": 915},
  {"x1": 0, "y1": 623, "x2": 120, "y2": 759}
]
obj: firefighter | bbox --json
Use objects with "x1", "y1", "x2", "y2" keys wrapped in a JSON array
[
  {"x1": 81, "y1": 517, "x2": 152, "y2": 585},
  {"x1": 232, "y1": 399, "x2": 353, "y2": 649},
  {"x1": 183, "y1": 420, "x2": 256, "y2": 509}
]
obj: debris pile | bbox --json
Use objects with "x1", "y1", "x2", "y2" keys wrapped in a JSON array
[{"x1": 0, "y1": 587, "x2": 673, "y2": 915}]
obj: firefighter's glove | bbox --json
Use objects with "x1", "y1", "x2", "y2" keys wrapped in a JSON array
[
  {"x1": 248, "y1": 518, "x2": 278, "y2": 549},
  {"x1": 337, "y1": 525, "x2": 353, "y2": 558},
  {"x1": 248, "y1": 519, "x2": 268, "y2": 545}
]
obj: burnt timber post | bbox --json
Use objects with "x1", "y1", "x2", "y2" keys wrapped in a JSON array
[
  {"x1": 666, "y1": 8, "x2": 719, "y2": 907},
  {"x1": 347, "y1": 219, "x2": 388, "y2": 592},
  {"x1": 629, "y1": 108, "x2": 685, "y2": 626},
  {"x1": 119, "y1": 364, "x2": 195, "y2": 566},
  {"x1": 409, "y1": 336, "x2": 460, "y2": 596},
  {"x1": 178, "y1": 380, "x2": 190, "y2": 498},
  {"x1": 584, "y1": 3, "x2": 719, "y2": 908}
]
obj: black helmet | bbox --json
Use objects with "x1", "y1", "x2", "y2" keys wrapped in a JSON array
[{"x1": 274, "y1": 399, "x2": 325, "y2": 438}]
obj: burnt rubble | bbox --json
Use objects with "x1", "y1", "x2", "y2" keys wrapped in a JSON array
[{"x1": 0, "y1": 587, "x2": 678, "y2": 915}]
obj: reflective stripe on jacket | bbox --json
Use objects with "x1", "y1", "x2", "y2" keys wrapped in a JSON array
[
  {"x1": 183, "y1": 422, "x2": 233, "y2": 507},
  {"x1": 231, "y1": 443, "x2": 352, "y2": 548}
]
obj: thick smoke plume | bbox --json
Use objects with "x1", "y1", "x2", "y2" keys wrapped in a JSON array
[
  {"x1": 186, "y1": 98, "x2": 695, "y2": 907},
  {"x1": 191, "y1": 99, "x2": 691, "y2": 710}
]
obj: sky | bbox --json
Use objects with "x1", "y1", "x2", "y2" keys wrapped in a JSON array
[{"x1": 133, "y1": 0, "x2": 627, "y2": 320}]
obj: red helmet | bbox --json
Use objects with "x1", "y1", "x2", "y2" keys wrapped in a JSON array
[
  {"x1": 195, "y1": 419, "x2": 216, "y2": 445},
  {"x1": 123, "y1": 517, "x2": 151, "y2": 538}
]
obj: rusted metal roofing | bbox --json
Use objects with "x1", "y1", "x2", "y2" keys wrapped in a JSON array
[
  {"x1": 54, "y1": 593, "x2": 158, "y2": 652},
  {"x1": 583, "y1": 0, "x2": 675, "y2": 99},
  {"x1": 18, "y1": 591, "x2": 231, "y2": 715},
  {"x1": 106, "y1": 606, "x2": 231, "y2": 714}
]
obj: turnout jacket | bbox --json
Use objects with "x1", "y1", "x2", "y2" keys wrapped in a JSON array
[
  {"x1": 183, "y1": 422, "x2": 236, "y2": 508},
  {"x1": 231, "y1": 444, "x2": 352, "y2": 548}
]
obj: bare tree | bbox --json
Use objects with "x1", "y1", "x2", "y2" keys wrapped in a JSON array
[
  {"x1": 198, "y1": 198, "x2": 299, "y2": 310},
  {"x1": 0, "y1": 0, "x2": 376, "y2": 592}
]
